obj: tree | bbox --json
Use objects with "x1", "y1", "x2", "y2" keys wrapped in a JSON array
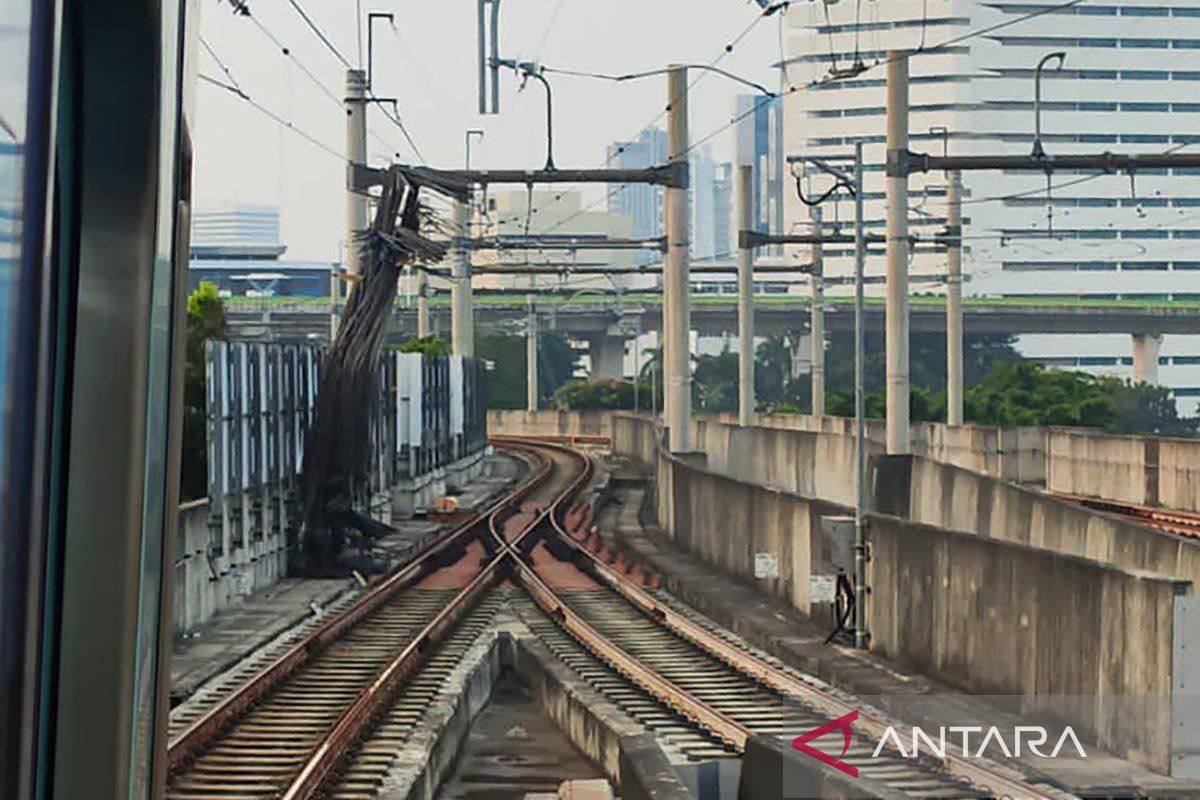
[
  {"x1": 398, "y1": 335, "x2": 450, "y2": 356},
  {"x1": 692, "y1": 350, "x2": 739, "y2": 413},
  {"x1": 475, "y1": 331, "x2": 579, "y2": 409},
  {"x1": 552, "y1": 378, "x2": 654, "y2": 410},
  {"x1": 1112, "y1": 381, "x2": 1198, "y2": 438},
  {"x1": 181, "y1": 282, "x2": 226, "y2": 501}
]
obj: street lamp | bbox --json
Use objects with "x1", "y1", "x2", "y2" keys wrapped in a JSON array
[
  {"x1": 366, "y1": 12, "x2": 395, "y2": 91},
  {"x1": 465, "y1": 129, "x2": 484, "y2": 170},
  {"x1": 1032, "y1": 51, "x2": 1066, "y2": 159}
]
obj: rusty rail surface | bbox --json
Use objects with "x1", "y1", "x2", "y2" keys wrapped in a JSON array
[
  {"x1": 274, "y1": 436, "x2": 593, "y2": 800},
  {"x1": 166, "y1": 442, "x2": 554, "y2": 773}
]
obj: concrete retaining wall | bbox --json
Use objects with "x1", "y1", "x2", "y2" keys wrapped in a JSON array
[
  {"x1": 1047, "y1": 428, "x2": 1200, "y2": 513},
  {"x1": 174, "y1": 498, "x2": 288, "y2": 635},
  {"x1": 714, "y1": 412, "x2": 1045, "y2": 486},
  {"x1": 615, "y1": 417, "x2": 1197, "y2": 774},
  {"x1": 488, "y1": 409, "x2": 613, "y2": 439},
  {"x1": 615, "y1": 413, "x2": 1200, "y2": 586},
  {"x1": 870, "y1": 512, "x2": 1191, "y2": 773},
  {"x1": 888, "y1": 454, "x2": 1200, "y2": 585}
]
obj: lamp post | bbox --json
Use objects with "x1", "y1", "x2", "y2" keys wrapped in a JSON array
[
  {"x1": 1032, "y1": 51, "x2": 1066, "y2": 158},
  {"x1": 465, "y1": 129, "x2": 484, "y2": 170},
  {"x1": 366, "y1": 12, "x2": 395, "y2": 91}
]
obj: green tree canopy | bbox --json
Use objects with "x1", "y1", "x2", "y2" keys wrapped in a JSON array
[
  {"x1": 475, "y1": 331, "x2": 579, "y2": 409},
  {"x1": 181, "y1": 282, "x2": 227, "y2": 501}
]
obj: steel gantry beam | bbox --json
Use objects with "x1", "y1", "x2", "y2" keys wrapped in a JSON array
[
  {"x1": 461, "y1": 234, "x2": 667, "y2": 252},
  {"x1": 353, "y1": 163, "x2": 686, "y2": 201}
]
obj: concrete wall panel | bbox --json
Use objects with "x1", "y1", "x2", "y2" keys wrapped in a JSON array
[
  {"x1": 488, "y1": 409, "x2": 612, "y2": 439},
  {"x1": 870, "y1": 514, "x2": 1188, "y2": 772}
]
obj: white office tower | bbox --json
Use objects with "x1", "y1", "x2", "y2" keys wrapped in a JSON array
[{"x1": 783, "y1": 0, "x2": 1200, "y2": 412}]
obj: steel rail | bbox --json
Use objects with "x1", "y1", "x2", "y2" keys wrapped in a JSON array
[
  {"x1": 530, "y1": 440, "x2": 1059, "y2": 800},
  {"x1": 275, "y1": 438, "x2": 592, "y2": 800},
  {"x1": 489, "y1": 438, "x2": 749, "y2": 750},
  {"x1": 166, "y1": 444, "x2": 553, "y2": 773}
]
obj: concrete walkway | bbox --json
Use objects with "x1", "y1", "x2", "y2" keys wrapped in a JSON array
[{"x1": 597, "y1": 460, "x2": 1200, "y2": 800}]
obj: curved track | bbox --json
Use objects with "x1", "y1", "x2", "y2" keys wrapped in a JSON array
[
  {"x1": 167, "y1": 437, "x2": 1065, "y2": 800},
  {"x1": 165, "y1": 441, "x2": 588, "y2": 800}
]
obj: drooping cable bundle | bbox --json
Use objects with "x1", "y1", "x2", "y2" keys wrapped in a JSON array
[{"x1": 299, "y1": 171, "x2": 447, "y2": 572}]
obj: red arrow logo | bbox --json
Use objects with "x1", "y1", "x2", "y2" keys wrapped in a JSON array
[{"x1": 791, "y1": 710, "x2": 859, "y2": 779}]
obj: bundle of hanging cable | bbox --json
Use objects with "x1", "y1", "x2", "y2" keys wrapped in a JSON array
[{"x1": 299, "y1": 173, "x2": 447, "y2": 572}]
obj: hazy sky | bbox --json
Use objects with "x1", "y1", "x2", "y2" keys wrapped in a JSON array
[{"x1": 192, "y1": 0, "x2": 787, "y2": 262}]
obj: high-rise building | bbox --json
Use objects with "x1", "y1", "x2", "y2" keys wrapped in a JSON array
[
  {"x1": 606, "y1": 130, "x2": 733, "y2": 262},
  {"x1": 607, "y1": 128, "x2": 668, "y2": 265},
  {"x1": 713, "y1": 163, "x2": 734, "y2": 259},
  {"x1": 783, "y1": 0, "x2": 1200, "y2": 412},
  {"x1": 191, "y1": 204, "x2": 286, "y2": 260},
  {"x1": 736, "y1": 94, "x2": 785, "y2": 252}
]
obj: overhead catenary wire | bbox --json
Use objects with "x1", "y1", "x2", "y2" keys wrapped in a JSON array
[
  {"x1": 495, "y1": 2, "x2": 786, "y2": 230},
  {"x1": 268, "y1": 0, "x2": 425, "y2": 160},
  {"x1": 198, "y1": 73, "x2": 347, "y2": 161}
]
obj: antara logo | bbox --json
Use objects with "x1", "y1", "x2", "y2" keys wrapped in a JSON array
[
  {"x1": 791, "y1": 710, "x2": 860, "y2": 778},
  {"x1": 792, "y1": 710, "x2": 1088, "y2": 778}
]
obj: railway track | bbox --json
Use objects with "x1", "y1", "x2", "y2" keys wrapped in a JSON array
[
  {"x1": 167, "y1": 436, "x2": 1067, "y2": 799},
  {"x1": 164, "y1": 438, "x2": 588, "y2": 800}
]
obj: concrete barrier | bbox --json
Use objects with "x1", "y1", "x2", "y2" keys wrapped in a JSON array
[
  {"x1": 488, "y1": 409, "x2": 613, "y2": 440},
  {"x1": 738, "y1": 735, "x2": 905, "y2": 800},
  {"x1": 617, "y1": 418, "x2": 1200, "y2": 776},
  {"x1": 615, "y1": 413, "x2": 1200, "y2": 586},
  {"x1": 1048, "y1": 428, "x2": 1200, "y2": 513},
  {"x1": 884, "y1": 454, "x2": 1200, "y2": 585},
  {"x1": 869, "y1": 512, "x2": 1194, "y2": 774},
  {"x1": 173, "y1": 498, "x2": 288, "y2": 635}
]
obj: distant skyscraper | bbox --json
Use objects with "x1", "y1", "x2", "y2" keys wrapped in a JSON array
[
  {"x1": 607, "y1": 128, "x2": 668, "y2": 265},
  {"x1": 606, "y1": 130, "x2": 732, "y2": 262},
  {"x1": 713, "y1": 163, "x2": 734, "y2": 259},
  {"x1": 191, "y1": 204, "x2": 286, "y2": 260},
  {"x1": 737, "y1": 94, "x2": 784, "y2": 253}
]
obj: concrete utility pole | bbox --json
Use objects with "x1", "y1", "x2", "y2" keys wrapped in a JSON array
[
  {"x1": 810, "y1": 204, "x2": 825, "y2": 418},
  {"x1": 885, "y1": 51, "x2": 911, "y2": 454},
  {"x1": 1132, "y1": 333, "x2": 1163, "y2": 385},
  {"x1": 345, "y1": 69, "x2": 369, "y2": 287},
  {"x1": 416, "y1": 268, "x2": 429, "y2": 338},
  {"x1": 853, "y1": 141, "x2": 868, "y2": 651},
  {"x1": 665, "y1": 65, "x2": 692, "y2": 452},
  {"x1": 737, "y1": 164, "x2": 755, "y2": 426},
  {"x1": 526, "y1": 294, "x2": 538, "y2": 412},
  {"x1": 451, "y1": 200, "x2": 474, "y2": 356},
  {"x1": 946, "y1": 170, "x2": 964, "y2": 426}
]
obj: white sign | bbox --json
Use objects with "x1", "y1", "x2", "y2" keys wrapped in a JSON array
[
  {"x1": 810, "y1": 575, "x2": 837, "y2": 604},
  {"x1": 754, "y1": 552, "x2": 779, "y2": 579}
]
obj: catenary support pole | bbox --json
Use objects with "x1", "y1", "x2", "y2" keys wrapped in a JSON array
[
  {"x1": 853, "y1": 142, "x2": 868, "y2": 650},
  {"x1": 345, "y1": 69, "x2": 369, "y2": 290},
  {"x1": 451, "y1": 200, "x2": 474, "y2": 356},
  {"x1": 526, "y1": 294, "x2": 538, "y2": 412},
  {"x1": 665, "y1": 65, "x2": 692, "y2": 452},
  {"x1": 810, "y1": 205, "x2": 826, "y2": 418},
  {"x1": 885, "y1": 51, "x2": 911, "y2": 454},
  {"x1": 1132, "y1": 333, "x2": 1163, "y2": 385},
  {"x1": 416, "y1": 268, "x2": 429, "y2": 338},
  {"x1": 946, "y1": 170, "x2": 964, "y2": 426},
  {"x1": 737, "y1": 164, "x2": 755, "y2": 427}
]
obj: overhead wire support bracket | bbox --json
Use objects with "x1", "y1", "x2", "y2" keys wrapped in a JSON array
[
  {"x1": 459, "y1": 234, "x2": 668, "y2": 253},
  {"x1": 353, "y1": 163, "x2": 686, "y2": 201},
  {"x1": 739, "y1": 229, "x2": 885, "y2": 248},
  {"x1": 898, "y1": 150, "x2": 1200, "y2": 177}
]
